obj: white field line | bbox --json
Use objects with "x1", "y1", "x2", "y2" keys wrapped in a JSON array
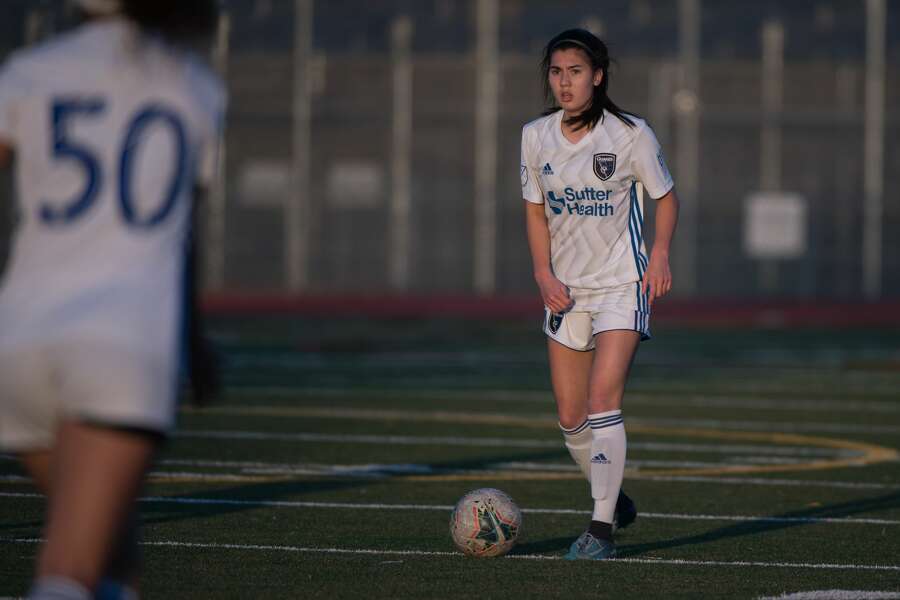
[
  {"x1": 634, "y1": 475, "x2": 900, "y2": 490},
  {"x1": 2, "y1": 537, "x2": 900, "y2": 571},
  {"x1": 2, "y1": 492, "x2": 899, "y2": 526},
  {"x1": 173, "y1": 430, "x2": 561, "y2": 448},
  {"x1": 0, "y1": 442, "x2": 867, "y2": 467},
  {"x1": 158, "y1": 457, "x2": 810, "y2": 472},
  {"x1": 229, "y1": 386, "x2": 900, "y2": 414},
  {"x1": 186, "y1": 404, "x2": 900, "y2": 436},
  {"x1": 3, "y1": 472, "x2": 899, "y2": 491},
  {"x1": 633, "y1": 417, "x2": 900, "y2": 436},
  {"x1": 172, "y1": 430, "x2": 871, "y2": 458},
  {"x1": 168, "y1": 439, "x2": 867, "y2": 459},
  {"x1": 628, "y1": 442, "x2": 849, "y2": 458},
  {"x1": 758, "y1": 592, "x2": 900, "y2": 600},
  {"x1": 159, "y1": 457, "x2": 826, "y2": 472}
]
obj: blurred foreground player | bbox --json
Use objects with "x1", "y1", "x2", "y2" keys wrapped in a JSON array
[
  {"x1": 522, "y1": 29, "x2": 679, "y2": 559},
  {"x1": 0, "y1": 0, "x2": 225, "y2": 597}
]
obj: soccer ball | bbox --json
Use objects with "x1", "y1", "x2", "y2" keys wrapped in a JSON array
[{"x1": 449, "y1": 488, "x2": 522, "y2": 557}]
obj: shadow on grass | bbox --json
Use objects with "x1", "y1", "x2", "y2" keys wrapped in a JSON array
[
  {"x1": 616, "y1": 491, "x2": 900, "y2": 558},
  {"x1": 510, "y1": 536, "x2": 572, "y2": 555}
]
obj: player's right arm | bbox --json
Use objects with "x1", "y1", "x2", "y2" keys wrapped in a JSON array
[
  {"x1": 525, "y1": 200, "x2": 572, "y2": 313},
  {"x1": 521, "y1": 124, "x2": 572, "y2": 313}
]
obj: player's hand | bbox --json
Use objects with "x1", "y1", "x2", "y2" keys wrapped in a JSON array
[
  {"x1": 535, "y1": 271, "x2": 574, "y2": 314},
  {"x1": 642, "y1": 249, "x2": 672, "y2": 306}
]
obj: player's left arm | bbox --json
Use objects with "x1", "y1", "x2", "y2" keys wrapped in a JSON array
[
  {"x1": 632, "y1": 123, "x2": 679, "y2": 305},
  {"x1": 642, "y1": 189, "x2": 679, "y2": 305}
]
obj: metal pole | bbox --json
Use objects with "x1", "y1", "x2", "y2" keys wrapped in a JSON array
[
  {"x1": 207, "y1": 11, "x2": 231, "y2": 291},
  {"x1": 473, "y1": 0, "x2": 499, "y2": 295},
  {"x1": 288, "y1": 0, "x2": 313, "y2": 291},
  {"x1": 834, "y1": 62, "x2": 856, "y2": 298},
  {"x1": 760, "y1": 20, "x2": 783, "y2": 192},
  {"x1": 389, "y1": 16, "x2": 413, "y2": 291},
  {"x1": 863, "y1": 0, "x2": 885, "y2": 300},
  {"x1": 674, "y1": 0, "x2": 701, "y2": 295},
  {"x1": 759, "y1": 19, "x2": 784, "y2": 293}
]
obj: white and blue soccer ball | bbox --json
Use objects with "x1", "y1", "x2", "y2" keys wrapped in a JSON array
[{"x1": 449, "y1": 488, "x2": 522, "y2": 557}]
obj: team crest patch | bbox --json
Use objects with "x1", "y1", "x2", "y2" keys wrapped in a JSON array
[
  {"x1": 548, "y1": 312, "x2": 564, "y2": 334},
  {"x1": 593, "y1": 153, "x2": 616, "y2": 181}
]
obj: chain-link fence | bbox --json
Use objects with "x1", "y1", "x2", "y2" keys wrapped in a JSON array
[{"x1": 1, "y1": 0, "x2": 898, "y2": 299}]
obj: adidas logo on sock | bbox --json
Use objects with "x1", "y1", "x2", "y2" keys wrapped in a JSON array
[{"x1": 590, "y1": 452, "x2": 611, "y2": 464}]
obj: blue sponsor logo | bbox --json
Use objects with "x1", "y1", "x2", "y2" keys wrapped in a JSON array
[{"x1": 546, "y1": 186, "x2": 614, "y2": 217}]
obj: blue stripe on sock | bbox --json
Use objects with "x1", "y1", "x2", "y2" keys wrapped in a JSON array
[
  {"x1": 590, "y1": 418, "x2": 624, "y2": 429},
  {"x1": 588, "y1": 414, "x2": 623, "y2": 426},
  {"x1": 561, "y1": 419, "x2": 590, "y2": 436}
]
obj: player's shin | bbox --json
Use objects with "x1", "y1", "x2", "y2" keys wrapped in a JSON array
[
  {"x1": 560, "y1": 419, "x2": 591, "y2": 480},
  {"x1": 588, "y1": 410, "x2": 626, "y2": 532}
]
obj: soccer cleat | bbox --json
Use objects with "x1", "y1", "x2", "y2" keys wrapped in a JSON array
[
  {"x1": 613, "y1": 489, "x2": 637, "y2": 532},
  {"x1": 564, "y1": 531, "x2": 617, "y2": 560}
]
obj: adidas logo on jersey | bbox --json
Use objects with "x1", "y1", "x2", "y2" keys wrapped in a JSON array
[
  {"x1": 542, "y1": 163, "x2": 554, "y2": 175},
  {"x1": 590, "y1": 452, "x2": 611, "y2": 464}
]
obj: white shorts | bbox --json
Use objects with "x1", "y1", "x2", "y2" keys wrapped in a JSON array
[
  {"x1": 543, "y1": 282, "x2": 651, "y2": 351},
  {"x1": 0, "y1": 341, "x2": 179, "y2": 452}
]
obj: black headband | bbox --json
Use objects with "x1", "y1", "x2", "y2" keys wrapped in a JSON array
[{"x1": 550, "y1": 38, "x2": 597, "y2": 57}]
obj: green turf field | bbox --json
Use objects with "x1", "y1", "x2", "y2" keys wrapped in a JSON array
[{"x1": 2, "y1": 318, "x2": 900, "y2": 598}]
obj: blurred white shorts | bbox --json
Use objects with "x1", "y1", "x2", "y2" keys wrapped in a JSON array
[
  {"x1": 543, "y1": 282, "x2": 651, "y2": 352},
  {"x1": 0, "y1": 341, "x2": 178, "y2": 452}
]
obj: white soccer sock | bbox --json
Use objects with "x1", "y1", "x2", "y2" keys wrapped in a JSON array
[
  {"x1": 560, "y1": 419, "x2": 591, "y2": 480},
  {"x1": 588, "y1": 410, "x2": 626, "y2": 523},
  {"x1": 28, "y1": 576, "x2": 91, "y2": 600}
]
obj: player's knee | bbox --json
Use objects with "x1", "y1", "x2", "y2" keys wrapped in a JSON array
[{"x1": 557, "y1": 409, "x2": 588, "y2": 430}]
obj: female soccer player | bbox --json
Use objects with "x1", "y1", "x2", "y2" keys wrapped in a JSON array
[
  {"x1": 0, "y1": 0, "x2": 224, "y2": 597},
  {"x1": 521, "y1": 29, "x2": 679, "y2": 560}
]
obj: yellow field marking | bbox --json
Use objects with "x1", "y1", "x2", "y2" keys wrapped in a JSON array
[
  {"x1": 625, "y1": 427, "x2": 898, "y2": 477},
  {"x1": 180, "y1": 404, "x2": 899, "y2": 481}
]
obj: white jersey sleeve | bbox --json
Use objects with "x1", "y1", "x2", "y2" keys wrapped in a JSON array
[
  {"x1": 0, "y1": 57, "x2": 29, "y2": 144},
  {"x1": 197, "y1": 115, "x2": 223, "y2": 188},
  {"x1": 520, "y1": 124, "x2": 543, "y2": 204},
  {"x1": 631, "y1": 124, "x2": 674, "y2": 200}
]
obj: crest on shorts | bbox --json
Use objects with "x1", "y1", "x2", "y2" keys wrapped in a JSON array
[
  {"x1": 593, "y1": 153, "x2": 616, "y2": 181},
  {"x1": 548, "y1": 312, "x2": 564, "y2": 334}
]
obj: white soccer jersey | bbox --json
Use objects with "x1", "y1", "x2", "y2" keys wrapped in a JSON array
[
  {"x1": 0, "y1": 18, "x2": 225, "y2": 357},
  {"x1": 521, "y1": 109, "x2": 673, "y2": 290}
]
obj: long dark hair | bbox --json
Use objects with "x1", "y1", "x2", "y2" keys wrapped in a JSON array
[
  {"x1": 121, "y1": 0, "x2": 218, "y2": 43},
  {"x1": 541, "y1": 29, "x2": 637, "y2": 131}
]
